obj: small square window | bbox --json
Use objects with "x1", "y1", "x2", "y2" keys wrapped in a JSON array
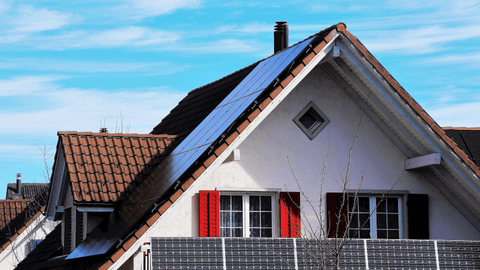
[{"x1": 293, "y1": 102, "x2": 329, "y2": 140}]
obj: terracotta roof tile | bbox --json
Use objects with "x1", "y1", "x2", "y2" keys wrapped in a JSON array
[{"x1": 58, "y1": 132, "x2": 176, "y2": 204}]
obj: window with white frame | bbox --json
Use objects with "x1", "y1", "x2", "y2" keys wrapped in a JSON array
[
  {"x1": 220, "y1": 194, "x2": 274, "y2": 237},
  {"x1": 348, "y1": 195, "x2": 402, "y2": 239}
]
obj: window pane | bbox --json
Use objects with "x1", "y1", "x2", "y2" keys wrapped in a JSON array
[
  {"x1": 377, "y1": 230, "x2": 387, "y2": 239},
  {"x1": 349, "y1": 229, "x2": 358, "y2": 238},
  {"x1": 388, "y1": 214, "x2": 399, "y2": 229},
  {"x1": 299, "y1": 110, "x2": 317, "y2": 131},
  {"x1": 250, "y1": 229, "x2": 260, "y2": 237},
  {"x1": 360, "y1": 230, "x2": 370, "y2": 238},
  {"x1": 220, "y1": 196, "x2": 230, "y2": 210},
  {"x1": 233, "y1": 228, "x2": 243, "y2": 237},
  {"x1": 221, "y1": 212, "x2": 230, "y2": 227},
  {"x1": 387, "y1": 198, "x2": 398, "y2": 213},
  {"x1": 377, "y1": 214, "x2": 386, "y2": 229},
  {"x1": 350, "y1": 213, "x2": 359, "y2": 229},
  {"x1": 221, "y1": 228, "x2": 230, "y2": 237},
  {"x1": 250, "y1": 212, "x2": 260, "y2": 227},
  {"x1": 348, "y1": 198, "x2": 356, "y2": 212},
  {"x1": 261, "y1": 196, "x2": 271, "y2": 211},
  {"x1": 359, "y1": 197, "x2": 369, "y2": 212},
  {"x1": 261, "y1": 212, "x2": 272, "y2": 227},
  {"x1": 232, "y1": 196, "x2": 243, "y2": 211},
  {"x1": 376, "y1": 198, "x2": 386, "y2": 212},
  {"x1": 359, "y1": 214, "x2": 370, "y2": 229},
  {"x1": 262, "y1": 229, "x2": 272, "y2": 237},
  {"x1": 250, "y1": 196, "x2": 259, "y2": 211},
  {"x1": 388, "y1": 230, "x2": 399, "y2": 239},
  {"x1": 232, "y1": 212, "x2": 243, "y2": 227}
]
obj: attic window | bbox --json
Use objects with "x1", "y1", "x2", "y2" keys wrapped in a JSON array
[{"x1": 294, "y1": 102, "x2": 329, "y2": 140}]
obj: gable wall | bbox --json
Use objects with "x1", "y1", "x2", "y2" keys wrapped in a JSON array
[{"x1": 147, "y1": 65, "x2": 480, "y2": 240}]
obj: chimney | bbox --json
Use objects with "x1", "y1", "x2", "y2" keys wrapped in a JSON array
[
  {"x1": 16, "y1": 173, "x2": 21, "y2": 194},
  {"x1": 274, "y1": 21, "x2": 289, "y2": 53}
]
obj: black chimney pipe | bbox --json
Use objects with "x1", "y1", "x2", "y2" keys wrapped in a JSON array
[
  {"x1": 274, "y1": 21, "x2": 289, "y2": 53},
  {"x1": 16, "y1": 173, "x2": 21, "y2": 194}
]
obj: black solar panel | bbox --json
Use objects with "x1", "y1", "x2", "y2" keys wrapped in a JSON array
[
  {"x1": 151, "y1": 238, "x2": 223, "y2": 269},
  {"x1": 367, "y1": 239, "x2": 437, "y2": 269},
  {"x1": 224, "y1": 238, "x2": 295, "y2": 269},
  {"x1": 148, "y1": 37, "x2": 315, "y2": 198},
  {"x1": 437, "y1": 240, "x2": 480, "y2": 269}
]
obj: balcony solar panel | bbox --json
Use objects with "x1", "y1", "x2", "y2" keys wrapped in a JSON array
[
  {"x1": 437, "y1": 240, "x2": 480, "y2": 269},
  {"x1": 150, "y1": 238, "x2": 480, "y2": 270},
  {"x1": 224, "y1": 238, "x2": 295, "y2": 269},
  {"x1": 145, "y1": 37, "x2": 315, "y2": 200},
  {"x1": 151, "y1": 238, "x2": 223, "y2": 269},
  {"x1": 366, "y1": 239, "x2": 437, "y2": 269}
]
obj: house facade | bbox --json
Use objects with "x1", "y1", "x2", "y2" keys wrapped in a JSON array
[{"x1": 15, "y1": 22, "x2": 480, "y2": 270}]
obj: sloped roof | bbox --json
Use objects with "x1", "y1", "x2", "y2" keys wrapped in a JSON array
[
  {"x1": 20, "y1": 22, "x2": 480, "y2": 270},
  {"x1": 58, "y1": 132, "x2": 177, "y2": 204},
  {"x1": 6, "y1": 183, "x2": 49, "y2": 200},
  {"x1": 15, "y1": 224, "x2": 108, "y2": 270},
  {"x1": 444, "y1": 127, "x2": 480, "y2": 167},
  {"x1": 0, "y1": 200, "x2": 31, "y2": 239}
]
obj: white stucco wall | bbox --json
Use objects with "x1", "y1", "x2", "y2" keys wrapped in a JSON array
[
  {"x1": 147, "y1": 65, "x2": 479, "y2": 241},
  {"x1": 0, "y1": 215, "x2": 57, "y2": 270}
]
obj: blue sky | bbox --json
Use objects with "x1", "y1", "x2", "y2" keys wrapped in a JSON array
[{"x1": 0, "y1": 0, "x2": 479, "y2": 198}]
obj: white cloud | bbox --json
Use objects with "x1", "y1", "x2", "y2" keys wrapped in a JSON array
[
  {"x1": 0, "y1": 58, "x2": 189, "y2": 73},
  {"x1": 179, "y1": 39, "x2": 263, "y2": 54},
  {"x1": 423, "y1": 53, "x2": 480, "y2": 67},
  {"x1": 362, "y1": 24, "x2": 480, "y2": 54},
  {"x1": 428, "y1": 101, "x2": 480, "y2": 127},
  {"x1": 12, "y1": 5, "x2": 72, "y2": 33},
  {"x1": 118, "y1": 0, "x2": 202, "y2": 19},
  {"x1": 0, "y1": 75, "x2": 63, "y2": 96}
]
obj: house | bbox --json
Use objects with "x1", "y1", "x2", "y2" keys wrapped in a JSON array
[
  {"x1": 0, "y1": 174, "x2": 55, "y2": 269},
  {"x1": 15, "y1": 22, "x2": 480, "y2": 269}
]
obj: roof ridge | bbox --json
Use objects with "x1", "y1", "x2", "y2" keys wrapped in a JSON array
[
  {"x1": 186, "y1": 24, "x2": 337, "y2": 97},
  {"x1": 443, "y1": 126, "x2": 480, "y2": 131},
  {"x1": 58, "y1": 131, "x2": 177, "y2": 138}
]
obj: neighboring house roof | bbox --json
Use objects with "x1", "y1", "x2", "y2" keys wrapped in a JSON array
[
  {"x1": 444, "y1": 127, "x2": 480, "y2": 167},
  {"x1": 0, "y1": 200, "x2": 31, "y2": 240},
  {"x1": 6, "y1": 183, "x2": 49, "y2": 200},
  {"x1": 19, "y1": 22, "x2": 480, "y2": 270},
  {"x1": 58, "y1": 132, "x2": 177, "y2": 204}
]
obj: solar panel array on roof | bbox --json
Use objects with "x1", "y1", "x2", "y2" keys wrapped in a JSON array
[
  {"x1": 140, "y1": 37, "x2": 315, "y2": 200},
  {"x1": 151, "y1": 238, "x2": 480, "y2": 270}
]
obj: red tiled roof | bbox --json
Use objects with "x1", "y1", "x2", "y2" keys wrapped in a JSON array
[
  {"x1": 0, "y1": 200, "x2": 31, "y2": 235},
  {"x1": 59, "y1": 132, "x2": 177, "y2": 204}
]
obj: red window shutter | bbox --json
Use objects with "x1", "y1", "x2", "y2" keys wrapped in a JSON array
[
  {"x1": 199, "y1": 190, "x2": 220, "y2": 237},
  {"x1": 326, "y1": 193, "x2": 348, "y2": 238},
  {"x1": 280, "y1": 192, "x2": 301, "y2": 238}
]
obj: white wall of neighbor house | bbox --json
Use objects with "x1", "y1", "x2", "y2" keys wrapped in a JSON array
[
  {"x1": 0, "y1": 215, "x2": 57, "y2": 270},
  {"x1": 149, "y1": 65, "x2": 480, "y2": 240}
]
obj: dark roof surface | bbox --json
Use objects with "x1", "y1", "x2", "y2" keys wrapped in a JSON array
[
  {"x1": 15, "y1": 224, "x2": 108, "y2": 270},
  {"x1": 444, "y1": 128, "x2": 480, "y2": 167},
  {"x1": 59, "y1": 132, "x2": 176, "y2": 204},
  {"x1": 151, "y1": 63, "x2": 257, "y2": 141},
  {"x1": 6, "y1": 183, "x2": 49, "y2": 200}
]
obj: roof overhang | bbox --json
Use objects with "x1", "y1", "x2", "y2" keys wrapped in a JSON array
[{"x1": 46, "y1": 141, "x2": 67, "y2": 220}]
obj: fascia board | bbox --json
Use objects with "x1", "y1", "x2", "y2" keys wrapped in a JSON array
[
  {"x1": 46, "y1": 143, "x2": 66, "y2": 220},
  {"x1": 336, "y1": 35, "x2": 480, "y2": 207}
]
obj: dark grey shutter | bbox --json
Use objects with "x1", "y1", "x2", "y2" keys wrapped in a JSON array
[
  {"x1": 407, "y1": 194, "x2": 429, "y2": 239},
  {"x1": 76, "y1": 210, "x2": 86, "y2": 247},
  {"x1": 64, "y1": 207, "x2": 72, "y2": 253}
]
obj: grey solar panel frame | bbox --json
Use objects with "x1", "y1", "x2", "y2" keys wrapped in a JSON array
[{"x1": 143, "y1": 37, "x2": 315, "y2": 203}]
